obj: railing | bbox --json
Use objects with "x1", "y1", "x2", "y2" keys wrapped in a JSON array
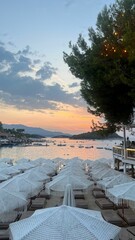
[{"x1": 113, "y1": 146, "x2": 135, "y2": 161}]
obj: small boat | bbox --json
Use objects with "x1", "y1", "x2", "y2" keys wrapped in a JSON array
[
  {"x1": 96, "y1": 146, "x2": 104, "y2": 149},
  {"x1": 85, "y1": 146, "x2": 93, "y2": 149},
  {"x1": 78, "y1": 145, "x2": 84, "y2": 148}
]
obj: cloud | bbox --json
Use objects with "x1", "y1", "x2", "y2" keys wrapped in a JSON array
[
  {"x1": 36, "y1": 62, "x2": 57, "y2": 81},
  {"x1": 69, "y1": 82, "x2": 80, "y2": 88},
  {"x1": 0, "y1": 41, "x2": 85, "y2": 111},
  {"x1": 17, "y1": 45, "x2": 32, "y2": 55}
]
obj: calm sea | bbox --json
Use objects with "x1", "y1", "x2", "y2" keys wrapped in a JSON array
[{"x1": 0, "y1": 138, "x2": 122, "y2": 162}]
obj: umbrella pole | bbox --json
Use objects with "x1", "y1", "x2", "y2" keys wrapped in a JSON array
[
  {"x1": 122, "y1": 199, "x2": 124, "y2": 217},
  {"x1": 123, "y1": 125, "x2": 126, "y2": 160}
]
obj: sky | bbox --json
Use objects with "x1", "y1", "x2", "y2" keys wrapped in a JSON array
[{"x1": 0, "y1": 0, "x2": 116, "y2": 134}]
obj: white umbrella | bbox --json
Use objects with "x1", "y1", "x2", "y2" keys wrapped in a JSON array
[
  {"x1": 46, "y1": 174, "x2": 94, "y2": 196},
  {"x1": 9, "y1": 205, "x2": 121, "y2": 240},
  {"x1": 0, "y1": 175, "x2": 42, "y2": 198},
  {"x1": 14, "y1": 162, "x2": 35, "y2": 171},
  {"x1": 0, "y1": 162, "x2": 11, "y2": 168},
  {"x1": 15, "y1": 158, "x2": 30, "y2": 164},
  {"x1": 106, "y1": 181, "x2": 135, "y2": 204},
  {"x1": 0, "y1": 173, "x2": 10, "y2": 181},
  {"x1": 0, "y1": 166, "x2": 21, "y2": 175},
  {"x1": 0, "y1": 189, "x2": 27, "y2": 214},
  {"x1": 98, "y1": 174, "x2": 133, "y2": 190},
  {"x1": 33, "y1": 158, "x2": 55, "y2": 167},
  {"x1": 0, "y1": 157, "x2": 13, "y2": 164},
  {"x1": 23, "y1": 169, "x2": 50, "y2": 183},
  {"x1": 63, "y1": 184, "x2": 75, "y2": 207}
]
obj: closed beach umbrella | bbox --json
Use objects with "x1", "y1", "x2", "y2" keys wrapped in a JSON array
[
  {"x1": 63, "y1": 184, "x2": 75, "y2": 207},
  {"x1": 9, "y1": 205, "x2": 121, "y2": 240}
]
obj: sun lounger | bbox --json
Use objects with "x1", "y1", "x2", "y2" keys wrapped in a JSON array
[
  {"x1": 0, "y1": 212, "x2": 19, "y2": 229},
  {"x1": 28, "y1": 198, "x2": 46, "y2": 210},
  {"x1": 95, "y1": 198, "x2": 114, "y2": 209},
  {"x1": 117, "y1": 208, "x2": 135, "y2": 226},
  {"x1": 37, "y1": 190, "x2": 50, "y2": 199},
  {"x1": 101, "y1": 209, "x2": 127, "y2": 227},
  {"x1": 92, "y1": 190, "x2": 106, "y2": 198},
  {"x1": 127, "y1": 226, "x2": 135, "y2": 236},
  {"x1": 19, "y1": 211, "x2": 35, "y2": 220},
  {"x1": 73, "y1": 190, "x2": 85, "y2": 199},
  {"x1": 0, "y1": 230, "x2": 9, "y2": 240},
  {"x1": 116, "y1": 202, "x2": 129, "y2": 209},
  {"x1": 75, "y1": 199, "x2": 88, "y2": 209},
  {"x1": 92, "y1": 186, "x2": 103, "y2": 191}
]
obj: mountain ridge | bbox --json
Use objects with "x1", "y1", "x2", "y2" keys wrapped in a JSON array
[{"x1": 3, "y1": 124, "x2": 71, "y2": 138}]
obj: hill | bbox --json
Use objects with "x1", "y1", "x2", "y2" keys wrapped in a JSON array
[
  {"x1": 70, "y1": 131, "x2": 122, "y2": 140},
  {"x1": 3, "y1": 124, "x2": 71, "y2": 138}
]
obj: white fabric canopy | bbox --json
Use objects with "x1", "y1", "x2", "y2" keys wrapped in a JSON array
[
  {"x1": 23, "y1": 169, "x2": 50, "y2": 183},
  {"x1": 0, "y1": 189, "x2": 27, "y2": 214},
  {"x1": 46, "y1": 174, "x2": 93, "y2": 196},
  {"x1": 106, "y1": 181, "x2": 135, "y2": 204},
  {"x1": 98, "y1": 174, "x2": 133, "y2": 190},
  {"x1": 63, "y1": 184, "x2": 75, "y2": 207},
  {"x1": 9, "y1": 205, "x2": 121, "y2": 240},
  {"x1": 0, "y1": 166, "x2": 21, "y2": 175},
  {"x1": 0, "y1": 174, "x2": 42, "y2": 198}
]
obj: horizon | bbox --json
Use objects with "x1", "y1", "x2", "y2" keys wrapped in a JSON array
[
  {"x1": 0, "y1": 0, "x2": 115, "y2": 134},
  {"x1": 3, "y1": 122, "x2": 127, "y2": 138}
]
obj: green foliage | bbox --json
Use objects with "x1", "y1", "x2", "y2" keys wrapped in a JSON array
[
  {"x1": 63, "y1": 0, "x2": 135, "y2": 131},
  {"x1": 0, "y1": 121, "x2": 3, "y2": 131}
]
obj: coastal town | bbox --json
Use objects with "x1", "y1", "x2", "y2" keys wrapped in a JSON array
[{"x1": 0, "y1": 122, "x2": 33, "y2": 147}]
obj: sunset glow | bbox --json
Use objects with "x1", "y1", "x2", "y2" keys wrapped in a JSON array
[{"x1": 0, "y1": 0, "x2": 115, "y2": 134}]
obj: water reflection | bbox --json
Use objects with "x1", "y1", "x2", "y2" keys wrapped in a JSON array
[{"x1": 0, "y1": 138, "x2": 121, "y2": 162}]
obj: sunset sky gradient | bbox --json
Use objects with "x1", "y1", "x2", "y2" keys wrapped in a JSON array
[{"x1": 0, "y1": 0, "x2": 115, "y2": 134}]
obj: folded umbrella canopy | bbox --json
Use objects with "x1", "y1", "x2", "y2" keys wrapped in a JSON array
[
  {"x1": 63, "y1": 184, "x2": 75, "y2": 207},
  {"x1": 9, "y1": 205, "x2": 121, "y2": 240}
]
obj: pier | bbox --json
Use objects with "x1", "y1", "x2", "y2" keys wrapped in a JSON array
[{"x1": 113, "y1": 146, "x2": 135, "y2": 177}]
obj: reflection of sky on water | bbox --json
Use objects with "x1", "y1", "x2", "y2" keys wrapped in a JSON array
[{"x1": 0, "y1": 138, "x2": 121, "y2": 161}]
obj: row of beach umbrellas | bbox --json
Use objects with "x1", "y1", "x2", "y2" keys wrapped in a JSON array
[
  {"x1": 8, "y1": 158, "x2": 121, "y2": 240},
  {"x1": 0, "y1": 158, "x2": 57, "y2": 214}
]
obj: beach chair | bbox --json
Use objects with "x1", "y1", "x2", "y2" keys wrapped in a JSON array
[
  {"x1": 0, "y1": 229, "x2": 9, "y2": 240},
  {"x1": 117, "y1": 208, "x2": 135, "y2": 226},
  {"x1": 95, "y1": 198, "x2": 114, "y2": 209},
  {"x1": 19, "y1": 211, "x2": 35, "y2": 220},
  {"x1": 75, "y1": 199, "x2": 88, "y2": 209},
  {"x1": 0, "y1": 211, "x2": 19, "y2": 229},
  {"x1": 127, "y1": 226, "x2": 135, "y2": 236},
  {"x1": 37, "y1": 190, "x2": 50, "y2": 199},
  {"x1": 28, "y1": 197, "x2": 47, "y2": 210},
  {"x1": 101, "y1": 209, "x2": 127, "y2": 227},
  {"x1": 73, "y1": 190, "x2": 85, "y2": 199},
  {"x1": 92, "y1": 190, "x2": 106, "y2": 198}
]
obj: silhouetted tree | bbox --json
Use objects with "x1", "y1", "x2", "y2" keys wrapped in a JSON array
[{"x1": 64, "y1": 0, "x2": 135, "y2": 131}]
